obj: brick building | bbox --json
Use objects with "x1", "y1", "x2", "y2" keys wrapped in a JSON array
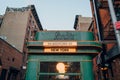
[
  {"x1": 0, "y1": 5, "x2": 43, "y2": 52},
  {"x1": 0, "y1": 5, "x2": 43, "y2": 79},
  {"x1": 0, "y1": 38, "x2": 23, "y2": 80},
  {"x1": 74, "y1": 15, "x2": 99, "y2": 80},
  {"x1": 0, "y1": 5, "x2": 43, "y2": 66},
  {"x1": 90, "y1": 0, "x2": 120, "y2": 80}
]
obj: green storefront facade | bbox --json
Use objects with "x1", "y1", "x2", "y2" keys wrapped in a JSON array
[{"x1": 25, "y1": 31, "x2": 102, "y2": 80}]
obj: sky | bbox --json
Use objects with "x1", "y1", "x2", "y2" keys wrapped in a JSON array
[{"x1": 0, "y1": 0, "x2": 92, "y2": 30}]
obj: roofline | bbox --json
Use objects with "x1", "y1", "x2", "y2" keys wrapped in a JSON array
[
  {"x1": 6, "y1": 5, "x2": 43, "y2": 30},
  {"x1": 29, "y1": 5, "x2": 43, "y2": 30},
  {"x1": 0, "y1": 38, "x2": 23, "y2": 54}
]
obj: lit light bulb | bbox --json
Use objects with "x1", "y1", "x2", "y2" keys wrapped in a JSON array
[
  {"x1": 56, "y1": 62, "x2": 66, "y2": 79},
  {"x1": 56, "y1": 62, "x2": 65, "y2": 73}
]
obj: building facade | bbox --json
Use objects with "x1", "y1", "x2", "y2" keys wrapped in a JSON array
[
  {"x1": 25, "y1": 31, "x2": 102, "y2": 80},
  {"x1": 73, "y1": 15, "x2": 101, "y2": 80},
  {"x1": 0, "y1": 5, "x2": 43, "y2": 79},
  {"x1": 90, "y1": 0, "x2": 120, "y2": 80},
  {"x1": 0, "y1": 5, "x2": 43, "y2": 52},
  {"x1": 0, "y1": 5, "x2": 43, "y2": 63},
  {"x1": 0, "y1": 15, "x2": 3, "y2": 28},
  {"x1": 74, "y1": 15, "x2": 92, "y2": 31},
  {"x1": 0, "y1": 38, "x2": 23, "y2": 80}
]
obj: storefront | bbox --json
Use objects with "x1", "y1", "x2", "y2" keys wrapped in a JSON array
[{"x1": 25, "y1": 31, "x2": 102, "y2": 80}]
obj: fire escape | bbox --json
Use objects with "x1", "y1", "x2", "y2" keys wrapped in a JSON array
[
  {"x1": 99, "y1": 0, "x2": 116, "y2": 40},
  {"x1": 90, "y1": 0, "x2": 120, "y2": 80}
]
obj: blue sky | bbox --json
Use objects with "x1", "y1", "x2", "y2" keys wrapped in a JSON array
[{"x1": 0, "y1": 0, "x2": 92, "y2": 30}]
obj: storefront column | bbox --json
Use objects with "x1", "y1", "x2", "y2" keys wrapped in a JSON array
[
  {"x1": 25, "y1": 57, "x2": 39, "y2": 80},
  {"x1": 80, "y1": 55, "x2": 94, "y2": 80}
]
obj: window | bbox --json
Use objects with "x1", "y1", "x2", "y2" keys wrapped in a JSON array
[
  {"x1": 12, "y1": 58, "x2": 15, "y2": 62},
  {"x1": 30, "y1": 15, "x2": 32, "y2": 19},
  {"x1": 39, "y1": 62, "x2": 81, "y2": 80}
]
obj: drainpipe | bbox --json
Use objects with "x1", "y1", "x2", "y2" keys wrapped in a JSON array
[
  {"x1": 92, "y1": 0, "x2": 103, "y2": 41},
  {"x1": 107, "y1": 0, "x2": 120, "y2": 53},
  {"x1": 92, "y1": 0, "x2": 107, "y2": 80}
]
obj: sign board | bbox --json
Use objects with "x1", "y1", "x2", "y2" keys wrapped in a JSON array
[
  {"x1": 115, "y1": 21, "x2": 120, "y2": 30},
  {"x1": 35, "y1": 31, "x2": 94, "y2": 41},
  {"x1": 43, "y1": 41, "x2": 77, "y2": 47},
  {"x1": 44, "y1": 47, "x2": 76, "y2": 53}
]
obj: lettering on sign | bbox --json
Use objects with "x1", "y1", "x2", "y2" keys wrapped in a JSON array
[
  {"x1": 44, "y1": 48, "x2": 76, "y2": 53},
  {"x1": 54, "y1": 31, "x2": 74, "y2": 40},
  {"x1": 51, "y1": 48, "x2": 69, "y2": 52},
  {"x1": 43, "y1": 41, "x2": 77, "y2": 47}
]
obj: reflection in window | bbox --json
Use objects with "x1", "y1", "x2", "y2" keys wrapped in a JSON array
[{"x1": 39, "y1": 62, "x2": 81, "y2": 80}]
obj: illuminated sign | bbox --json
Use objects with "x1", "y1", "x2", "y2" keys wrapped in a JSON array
[
  {"x1": 44, "y1": 47, "x2": 76, "y2": 53},
  {"x1": 43, "y1": 41, "x2": 77, "y2": 47},
  {"x1": 43, "y1": 41, "x2": 77, "y2": 53}
]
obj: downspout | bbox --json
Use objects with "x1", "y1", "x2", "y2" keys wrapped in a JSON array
[
  {"x1": 92, "y1": 0, "x2": 107, "y2": 80},
  {"x1": 92, "y1": 0, "x2": 103, "y2": 41},
  {"x1": 107, "y1": 0, "x2": 120, "y2": 53}
]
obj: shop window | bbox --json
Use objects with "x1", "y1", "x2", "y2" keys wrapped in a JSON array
[{"x1": 39, "y1": 62, "x2": 81, "y2": 80}]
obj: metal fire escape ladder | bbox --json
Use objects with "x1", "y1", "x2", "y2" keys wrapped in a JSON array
[
  {"x1": 103, "y1": 19, "x2": 116, "y2": 40},
  {"x1": 108, "y1": 0, "x2": 120, "y2": 53}
]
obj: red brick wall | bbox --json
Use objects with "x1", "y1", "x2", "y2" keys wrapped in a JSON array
[
  {"x1": 111, "y1": 57, "x2": 120, "y2": 80},
  {"x1": 0, "y1": 38, "x2": 23, "y2": 70},
  {"x1": 99, "y1": 9, "x2": 110, "y2": 27},
  {"x1": 90, "y1": 1, "x2": 118, "y2": 80},
  {"x1": 0, "y1": 38, "x2": 23, "y2": 80}
]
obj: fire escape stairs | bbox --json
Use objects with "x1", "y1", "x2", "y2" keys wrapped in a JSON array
[
  {"x1": 99, "y1": 0, "x2": 109, "y2": 9},
  {"x1": 103, "y1": 19, "x2": 116, "y2": 40}
]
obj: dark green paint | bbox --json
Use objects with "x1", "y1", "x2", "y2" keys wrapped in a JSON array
[
  {"x1": 27, "y1": 41, "x2": 102, "y2": 55},
  {"x1": 25, "y1": 61, "x2": 39, "y2": 80},
  {"x1": 25, "y1": 31, "x2": 102, "y2": 80},
  {"x1": 80, "y1": 56, "x2": 94, "y2": 80},
  {"x1": 35, "y1": 31, "x2": 94, "y2": 41},
  {"x1": 28, "y1": 55, "x2": 92, "y2": 62},
  {"x1": 27, "y1": 41, "x2": 102, "y2": 47},
  {"x1": 26, "y1": 55, "x2": 93, "y2": 80},
  {"x1": 38, "y1": 73, "x2": 81, "y2": 75}
]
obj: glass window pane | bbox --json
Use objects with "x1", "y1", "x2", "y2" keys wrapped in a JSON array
[{"x1": 39, "y1": 62, "x2": 81, "y2": 80}]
